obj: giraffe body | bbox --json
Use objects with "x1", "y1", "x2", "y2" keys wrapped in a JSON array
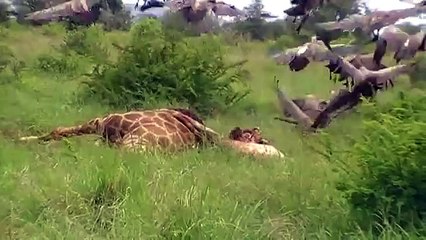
[{"x1": 19, "y1": 108, "x2": 284, "y2": 158}]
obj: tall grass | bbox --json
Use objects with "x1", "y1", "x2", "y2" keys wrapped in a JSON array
[{"x1": 0, "y1": 22, "x2": 423, "y2": 239}]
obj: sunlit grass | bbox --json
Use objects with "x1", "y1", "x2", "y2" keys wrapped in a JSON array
[{"x1": 0, "y1": 23, "x2": 421, "y2": 239}]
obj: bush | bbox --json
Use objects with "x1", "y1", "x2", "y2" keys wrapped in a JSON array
[
  {"x1": 61, "y1": 25, "x2": 109, "y2": 63},
  {"x1": 0, "y1": 25, "x2": 7, "y2": 38},
  {"x1": 84, "y1": 19, "x2": 250, "y2": 116},
  {"x1": 0, "y1": 45, "x2": 14, "y2": 70},
  {"x1": 334, "y1": 92, "x2": 426, "y2": 232},
  {"x1": 35, "y1": 52, "x2": 81, "y2": 76},
  {"x1": 162, "y1": 11, "x2": 220, "y2": 37},
  {"x1": 97, "y1": 10, "x2": 131, "y2": 32},
  {"x1": 0, "y1": 45, "x2": 25, "y2": 83},
  {"x1": 409, "y1": 54, "x2": 426, "y2": 88},
  {"x1": 40, "y1": 22, "x2": 66, "y2": 36},
  {"x1": 267, "y1": 34, "x2": 310, "y2": 56},
  {"x1": 0, "y1": 2, "x2": 9, "y2": 24}
]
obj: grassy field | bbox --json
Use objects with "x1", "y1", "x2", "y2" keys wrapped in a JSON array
[{"x1": 0, "y1": 22, "x2": 421, "y2": 239}]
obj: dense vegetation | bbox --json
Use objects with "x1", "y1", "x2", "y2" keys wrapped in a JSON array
[{"x1": 0, "y1": 7, "x2": 425, "y2": 239}]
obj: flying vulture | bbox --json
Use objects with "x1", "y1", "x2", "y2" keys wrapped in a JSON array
[{"x1": 272, "y1": 37, "x2": 362, "y2": 72}]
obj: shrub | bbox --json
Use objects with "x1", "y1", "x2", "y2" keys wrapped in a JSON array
[
  {"x1": 0, "y1": 44, "x2": 25, "y2": 83},
  {"x1": 40, "y1": 22, "x2": 66, "y2": 36},
  {"x1": 218, "y1": 30, "x2": 249, "y2": 47},
  {"x1": 35, "y1": 52, "x2": 81, "y2": 76},
  {"x1": 97, "y1": 9, "x2": 131, "y2": 32},
  {"x1": 0, "y1": 45, "x2": 14, "y2": 71},
  {"x1": 267, "y1": 34, "x2": 310, "y2": 56},
  {"x1": 409, "y1": 54, "x2": 426, "y2": 88},
  {"x1": 334, "y1": 92, "x2": 426, "y2": 232},
  {"x1": 0, "y1": 2, "x2": 9, "y2": 24},
  {"x1": 84, "y1": 19, "x2": 250, "y2": 116},
  {"x1": 61, "y1": 25, "x2": 109, "y2": 63},
  {"x1": 0, "y1": 25, "x2": 7, "y2": 38}
]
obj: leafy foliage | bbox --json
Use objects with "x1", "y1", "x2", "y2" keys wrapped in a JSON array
[
  {"x1": 0, "y1": 2, "x2": 9, "y2": 24},
  {"x1": 244, "y1": 0, "x2": 264, "y2": 19},
  {"x1": 334, "y1": 93, "x2": 426, "y2": 232},
  {"x1": 40, "y1": 22, "x2": 67, "y2": 36},
  {"x1": 97, "y1": 8, "x2": 132, "y2": 31},
  {"x1": 84, "y1": 19, "x2": 250, "y2": 116},
  {"x1": 268, "y1": 34, "x2": 310, "y2": 53},
  {"x1": 0, "y1": 44, "x2": 25, "y2": 83},
  {"x1": 61, "y1": 25, "x2": 109, "y2": 63},
  {"x1": 161, "y1": 11, "x2": 208, "y2": 37},
  {"x1": 232, "y1": 18, "x2": 286, "y2": 41},
  {"x1": 0, "y1": 44, "x2": 15, "y2": 71},
  {"x1": 409, "y1": 54, "x2": 426, "y2": 88},
  {"x1": 229, "y1": 0, "x2": 287, "y2": 41},
  {"x1": 35, "y1": 52, "x2": 81, "y2": 76}
]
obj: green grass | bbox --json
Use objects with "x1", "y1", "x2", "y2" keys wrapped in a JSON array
[{"x1": 0, "y1": 23, "x2": 422, "y2": 239}]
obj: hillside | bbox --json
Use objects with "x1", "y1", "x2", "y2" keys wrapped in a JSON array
[{"x1": 0, "y1": 21, "x2": 424, "y2": 239}]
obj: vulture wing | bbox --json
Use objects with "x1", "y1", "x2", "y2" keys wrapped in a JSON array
[
  {"x1": 212, "y1": 2, "x2": 245, "y2": 17},
  {"x1": 272, "y1": 48, "x2": 298, "y2": 65},
  {"x1": 330, "y1": 44, "x2": 363, "y2": 58},
  {"x1": 166, "y1": 0, "x2": 193, "y2": 11},
  {"x1": 334, "y1": 56, "x2": 365, "y2": 83},
  {"x1": 316, "y1": 14, "x2": 368, "y2": 31},
  {"x1": 25, "y1": 0, "x2": 90, "y2": 21},
  {"x1": 362, "y1": 63, "x2": 415, "y2": 83}
]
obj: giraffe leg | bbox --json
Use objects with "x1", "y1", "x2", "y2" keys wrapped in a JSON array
[{"x1": 19, "y1": 118, "x2": 101, "y2": 142}]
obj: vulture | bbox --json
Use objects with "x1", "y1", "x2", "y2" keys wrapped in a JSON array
[
  {"x1": 276, "y1": 60, "x2": 413, "y2": 130},
  {"x1": 135, "y1": 0, "x2": 165, "y2": 11},
  {"x1": 260, "y1": 12, "x2": 278, "y2": 19},
  {"x1": 284, "y1": 0, "x2": 339, "y2": 34},
  {"x1": 372, "y1": 25, "x2": 426, "y2": 65},
  {"x1": 281, "y1": 94, "x2": 332, "y2": 121},
  {"x1": 23, "y1": 0, "x2": 102, "y2": 25},
  {"x1": 317, "y1": 5, "x2": 426, "y2": 40},
  {"x1": 325, "y1": 53, "x2": 394, "y2": 90},
  {"x1": 162, "y1": 0, "x2": 246, "y2": 24},
  {"x1": 272, "y1": 37, "x2": 362, "y2": 72},
  {"x1": 316, "y1": 14, "x2": 381, "y2": 36},
  {"x1": 275, "y1": 84, "x2": 347, "y2": 130},
  {"x1": 328, "y1": 55, "x2": 415, "y2": 87}
]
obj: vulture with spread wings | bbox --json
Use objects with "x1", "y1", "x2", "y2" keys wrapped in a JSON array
[
  {"x1": 325, "y1": 53, "x2": 393, "y2": 89},
  {"x1": 24, "y1": 0, "x2": 103, "y2": 24},
  {"x1": 275, "y1": 57, "x2": 416, "y2": 130},
  {"x1": 328, "y1": 55, "x2": 415, "y2": 87},
  {"x1": 283, "y1": 0, "x2": 341, "y2": 34},
  {"x1": 140, "y1": 0, "x2": 246, "y2": 23},
  {"x1": 316, "y1": 4, "x2": 426, "y2": 36},
  {"x1": 272, "y1": 38, "x2": 362, "y2": 72}
]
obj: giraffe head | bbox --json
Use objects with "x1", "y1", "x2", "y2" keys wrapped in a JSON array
[
  {"x1": 228, "y1": 127, "x2": 270, "y2": 145},
  {"x1": 226, "y1": 127, "x2": 284, "y2": 158}
]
